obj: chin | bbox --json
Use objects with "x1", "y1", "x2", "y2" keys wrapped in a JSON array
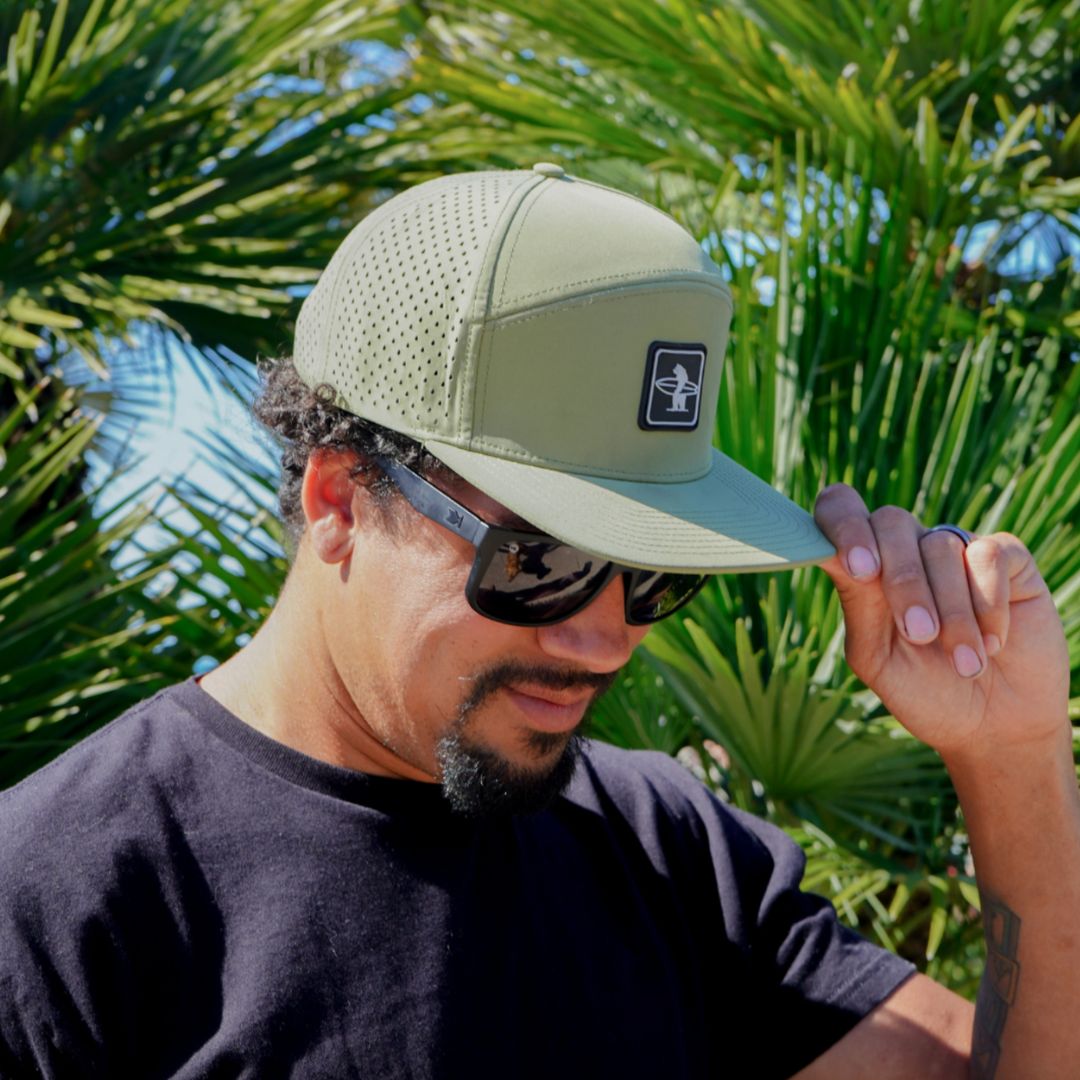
[{"x1": 434, "y1": 730, "x2": 584, "y2": 819}]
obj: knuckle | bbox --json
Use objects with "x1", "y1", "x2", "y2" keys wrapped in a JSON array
[
  {"x1": 936, "y1": 606, "x2": 975, "y2": 633},
  {"x1": 871, "y1": 505, "x2": 915, "y2": 531},
  {"x1": 817, "y1": 483, "x2": 854, "y2": 511},
  {"x1": 836, "y1": 523, "x2": 873, "y2": 549},
  {"x1": 966, "y1": 536, "x2": 1003, "y2": 569},
  {"x1": 881, "y1": 562, "x2": 927, "y2": 590}
]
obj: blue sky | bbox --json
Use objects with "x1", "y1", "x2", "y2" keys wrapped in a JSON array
[{"x1": 83, "y1": 334, "x2": 279, "y2": 576}]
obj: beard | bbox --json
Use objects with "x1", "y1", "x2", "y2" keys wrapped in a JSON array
[{"x1": 434, "y1": 660, "x2": 617, "y2": 820}]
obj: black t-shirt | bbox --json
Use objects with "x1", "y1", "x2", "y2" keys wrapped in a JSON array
[{"x1": 0, "y1": 677, "x2": 914, "y2": 1079}]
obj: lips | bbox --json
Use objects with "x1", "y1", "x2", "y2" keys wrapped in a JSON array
[
  {"x1": 508, "y1": 685, "x2": 593, "y2": 708},
  {"x1": 504, "y1": 685, "x2": 593, "y2": 733}
]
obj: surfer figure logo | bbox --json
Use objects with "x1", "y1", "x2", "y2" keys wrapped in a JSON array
[
  {"x1": 639, "y1": 343, "x2": 706, "y2": 431},
  {"x1": 662, "y1": 362, "x2": 694, "y2": 412},
  {"x1": 654, "y1": 360, "x2": 701, "y2": 413}
]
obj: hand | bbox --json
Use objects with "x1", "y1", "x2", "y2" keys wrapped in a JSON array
[{"x1": 813, "y1": 484, "x2": 1070, "y2": 765}]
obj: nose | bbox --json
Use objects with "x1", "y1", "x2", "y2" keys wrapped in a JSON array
[{"x1": 535, "y1": 573, "x2": 649, "y2": 673}]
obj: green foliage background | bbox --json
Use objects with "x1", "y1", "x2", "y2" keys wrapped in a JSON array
[{"x1": 2, "y1": 0, "x2": 1078, "y2": 997}]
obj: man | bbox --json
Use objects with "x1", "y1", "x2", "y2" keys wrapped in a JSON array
[{"x1": 0, "y1": 163, "x2": 1075, "y2": 1079}]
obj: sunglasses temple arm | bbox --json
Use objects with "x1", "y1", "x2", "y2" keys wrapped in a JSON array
[{"x1": 376, "y1": 456, "x2": 488, "y2": 546}]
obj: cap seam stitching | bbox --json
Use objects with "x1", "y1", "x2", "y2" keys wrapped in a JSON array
[
  {"x1": 457, "y1": 321, "x2": 481, "y2": 434},
  {"x1": 468, "y1": 174, "x2": 543, "y2": 440},
  {"x1": 488, "y1": 283, "x2": 733, "y2": 328},
  {"x1": 496, "y1": 179, "x2": 548, "y2": 312},
  {"x1": 497, "y1": 269, "x2": 732, "y2": 308}
]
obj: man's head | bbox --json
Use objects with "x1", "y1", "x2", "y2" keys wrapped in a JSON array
[
  {"x1": 251, "y1": 357, "x2": 645, "y2": 817},
  {"x1": 250, "y1": 164, "x2": 833, "y2": 818}
]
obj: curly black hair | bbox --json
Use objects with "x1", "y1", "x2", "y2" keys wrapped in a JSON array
[{"x1": 251, "y1": 355, "x2": 453, "y2": 561}]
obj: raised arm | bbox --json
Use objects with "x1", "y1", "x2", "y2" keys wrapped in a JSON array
[{"x1": 797, "y1": 485, "x2": 1078, "y2": 1079}]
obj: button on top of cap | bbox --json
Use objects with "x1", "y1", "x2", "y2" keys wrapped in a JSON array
[{"x1": 531, "y1": 162, "x2": 566, "y2": 178}]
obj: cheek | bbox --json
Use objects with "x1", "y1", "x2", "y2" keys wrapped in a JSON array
[
  {"x1": 342, "y1": 523, "x2": 506, "y2": 716},
  {"x1": 354, "y1": 531, "x2": 472, "y2": 653}
]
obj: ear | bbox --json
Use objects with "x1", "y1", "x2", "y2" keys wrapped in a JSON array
[{"x1": 301, "y1": 449, "x2": 362, "y2": 564}]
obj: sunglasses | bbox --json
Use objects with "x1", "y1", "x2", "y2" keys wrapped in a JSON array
[{"x1": 376, "y1": 456, "x2": 711, "y2": 627}]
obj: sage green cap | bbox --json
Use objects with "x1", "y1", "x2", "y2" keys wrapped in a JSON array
[{"x1": 294, "y1": 163, "x2": 834, "y2": 572}]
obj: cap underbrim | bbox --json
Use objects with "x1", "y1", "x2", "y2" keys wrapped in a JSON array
[{"x1": 423, "y1": 442, "x2": 835, "y2": 574}]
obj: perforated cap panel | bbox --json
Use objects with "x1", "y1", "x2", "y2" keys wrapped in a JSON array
[{"x1": 294, "y1": 170, "x2": 530, "y2": 439}]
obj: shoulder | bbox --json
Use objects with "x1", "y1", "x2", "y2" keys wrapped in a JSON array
[
  {"x1": 0, "y1": 680, "x2": 199, "y2": 888},
  {"x1": 564, "y1": 739, "x2": 801, "y2": 881},
  {"x1": 568, "y1": 738, "x2": 783, "y2": 839},
  {"x1": 0, "y1": 677, "x2": 215, "y2": 953},
  {"x1": 568, "y1": 737, "x2": 715, "y2": 810},
  {"x1": 2, "y1": 681, "x2": 188, "y2": 806},
  {"x1": 566, "y1": 743, "x2": 917, "y2": 1074},
  {"x1": 0, "y1": 680, "x2": 216, "y2": 1071}
]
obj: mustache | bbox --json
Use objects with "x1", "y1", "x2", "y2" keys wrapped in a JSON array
[{"x1": 457, "y1": 660, "x2": 618, "y2": 721}]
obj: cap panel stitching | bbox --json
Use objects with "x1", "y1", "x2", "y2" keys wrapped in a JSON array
[
  {"x1": 455, "y1": 320, "x2": 483, "y2": 437},
  {"x1": 483, "y1": 283, "x2": 733, "y2": 330},
  {"x1": 495, "y1": 178, "x2": 550, "y2": 312},
  {"x1": 496, "y1": 268, "x2": 732, "y2": 310},
  {"x1": 466, "y1": 174, "x2": 545, "y2": 445}
]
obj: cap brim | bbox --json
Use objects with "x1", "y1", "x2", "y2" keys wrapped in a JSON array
[{"x1": 424, "y1": 442, "x2": 835, "y2": 574}]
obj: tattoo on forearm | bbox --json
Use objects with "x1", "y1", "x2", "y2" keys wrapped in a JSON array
[{"x1": 972, "y1": 895, "x2": 1021, "y2": 1079}]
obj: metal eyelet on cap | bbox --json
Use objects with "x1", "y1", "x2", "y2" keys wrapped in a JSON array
[{"x1": 531, "y1": 162, "x2": 566, "y2": 178}]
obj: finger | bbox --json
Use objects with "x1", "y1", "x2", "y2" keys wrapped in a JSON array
[
  {"x1": 870, "y1": 506, "x2": 941, "y2": 645},
  {"x1": 993, "y1": 531, "x2": 1051, "y2": 605},
  {"x1": 920, "y1": 529, "x2": 988, "y2": 677},
  {"x1": 813, "y1": 484, "x2": 881, "y2": 581},
  {"x1": 963, "y1": 535, "x2": 1011, "y2": 657}
]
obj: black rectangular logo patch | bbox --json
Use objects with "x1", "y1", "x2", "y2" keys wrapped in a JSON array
[{"x1": 638, "y1": 342, "x2": 706, "y2": 430}]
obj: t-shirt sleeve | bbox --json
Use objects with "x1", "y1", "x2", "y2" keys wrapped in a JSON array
[
  {"x1": 716, "y1": 800, "x2": 916, "y2": 1074},
  {"x1": 592, "y1": 746, "x2": 917, "y2": 1078}
]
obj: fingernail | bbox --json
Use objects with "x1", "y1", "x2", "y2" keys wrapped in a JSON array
[
  {"x1": 904, "y1": 606, "x2": 936, "y2": 640},
  {"x1": 847, "y1": 546, "x2": 878, "y2": 578},
  {"x1": 954, "y1": 644, "x2": 983, "y2": 678},
  {"x1": 984, "y1": 634, "x2": 1001, "y2": 657}
]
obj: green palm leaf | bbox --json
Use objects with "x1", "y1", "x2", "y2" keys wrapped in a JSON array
[{"x1": 0, "y1": 378, "x2": 191, "y2": 785}]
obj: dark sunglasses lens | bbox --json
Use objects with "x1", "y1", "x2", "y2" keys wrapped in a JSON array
[
  {"x1": 627, "y1": 571, "x2": 709, "y2": 624},
  {"x1": 473, "y1": 538, "x2": 610, "y2": 624}
]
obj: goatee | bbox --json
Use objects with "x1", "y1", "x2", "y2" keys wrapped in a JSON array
[{"x1": 434, "y1": 661, "x2": 616, "y2": 820}]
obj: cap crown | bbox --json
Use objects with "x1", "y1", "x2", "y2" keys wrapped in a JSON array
[{"x1": 295, "y1": 167, "x2": 733, "y2": 482}]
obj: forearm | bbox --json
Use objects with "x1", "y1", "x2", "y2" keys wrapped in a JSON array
[{"x1": 945, "y1": 725, "x2": 1080, "y2": 1080}]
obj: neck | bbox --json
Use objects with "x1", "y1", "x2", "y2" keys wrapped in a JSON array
[{"x1": 196, "y1": 566, "x2": 437, "y2": 784}]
